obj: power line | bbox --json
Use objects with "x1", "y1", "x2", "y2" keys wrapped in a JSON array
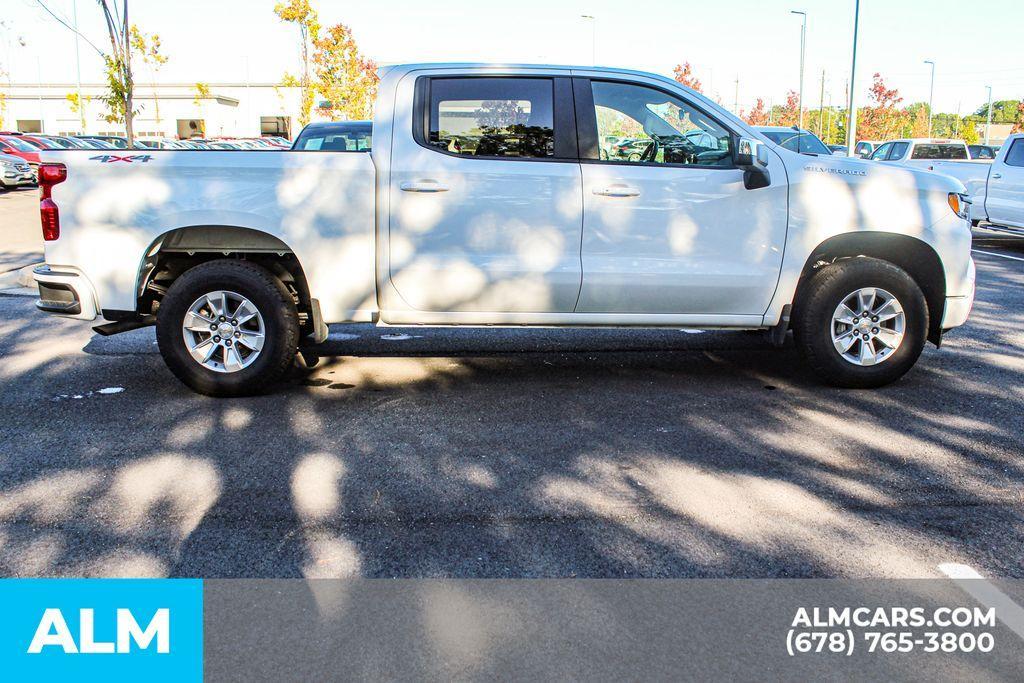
[{"x1": 34, "y1": 0, "x2": 104, "y2": 57}]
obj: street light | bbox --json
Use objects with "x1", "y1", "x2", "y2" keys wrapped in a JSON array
[
  {"x1": 791, "y1": 10, "x2": 807, "y2": 129},
  {"x1": 924, "y1": 60, "x2": 935, "y2": 137},
  {"x1": 846, "y1": 0, "x2": 860, "y2": 157},
  {"x1": 985, "y1": 85, "x2": 993, "y2": 145},
  {"x1": 580, "y1": 15, "x2": 596, "y2": 66}
]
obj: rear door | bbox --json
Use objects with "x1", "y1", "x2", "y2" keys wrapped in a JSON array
[
  {"x1": 986, "y1": 138, "x2": 1024, "y2": 229},
  {"x1": 386, "y1": 74, "x2": 583, "y2": 314},
  {"x1": 573, "y1": 76, "x2": 788, "y2": 316}
]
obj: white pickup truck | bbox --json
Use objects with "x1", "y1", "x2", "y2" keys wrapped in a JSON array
[
  {"x1": 912, "y1": 133, "x2": 1024, "y2": 232},
  {"x1": 33, "y1": 63, "x2": 975, "y2": 396}
]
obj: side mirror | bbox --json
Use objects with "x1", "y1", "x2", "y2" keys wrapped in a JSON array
[{"x1": 735, "y1": 137, "x2": 771, "y2": 190}]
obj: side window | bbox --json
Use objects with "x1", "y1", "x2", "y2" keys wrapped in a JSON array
[
  {"x1": 428, "y1": 77, "x2": 554, "y2": 158},
  {"x1": 888, "y1": 142, "x2": 909, "y2": 160},
  {"x1": 591, "y1": 81, "x2": 731, "y2": 167},
  {"x1": 1005, "y1": 140, "x2": 1024, "y2": 168},
  {"x1": 869, "y1": 143, "x2": 892, "y2": 161}
]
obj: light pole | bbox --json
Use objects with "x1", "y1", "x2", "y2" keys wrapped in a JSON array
[
  {"x1": 791, "y1": 10, "x2": 806, "y2": 129},
  {"x1": 580, "y1": 15, "x2": 596, "y2": 66},
  {"x1": 72, "y1": 0, "x2": 85, "y2": 132},
  {"x1": 846, "y1": 0, "x2": 860, "y2": 157},
  {"x1": 924, "y1": 60, "x2": 935, "y2": 137},
  {"x1": 985, "y1": 85, "x2": 993, "y2": 145}
]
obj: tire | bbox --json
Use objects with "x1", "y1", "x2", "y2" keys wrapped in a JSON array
[
  {"x1": 792, "y1": 257, "x2": 928, "y2": 389},
  {"x1": 156, "y1": 259, "x2": 300, "y2": 397}
]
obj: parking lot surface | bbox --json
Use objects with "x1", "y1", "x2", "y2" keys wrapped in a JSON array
[{"x1": 1, "y1": 219, "x2": 1022, "y2": 579}]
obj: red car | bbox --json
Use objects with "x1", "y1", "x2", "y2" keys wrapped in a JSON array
[{"x1": 0, "y1": 134, "x2": 43, "y2": 176}]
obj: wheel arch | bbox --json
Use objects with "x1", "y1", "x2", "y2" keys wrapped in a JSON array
[
  {"x1": 133, "y1": 224, "x2": 314, "y2": 332},
  {"x1": 792, "y1": 232, "x2": 946, "y2": 345}
]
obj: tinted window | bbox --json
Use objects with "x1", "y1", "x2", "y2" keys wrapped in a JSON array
[
  {"x1": 869, "y1": 143, "x2": 892, "y2": 161},
  {"x1": 760, "y1": 130, "x2": 831, "y2": 155},
  {"x1": 592, "y1": 81, "x2": 731, "y2": 167},
  {"x1": 911, "y1": 144, "x2": 968, "y2": 160},
  {"x1": 888, "y1": 141, "x2": 909, "y2": 160},
  {"x1": 295, "y1": 123, "x2": 372, "y2": 151},
  {"x1": 1005, "y1": 140, "x2": 1024, "y2": 168},
  {"x1": 428, "y1": 78, "x2": 554, "y2": 158}
]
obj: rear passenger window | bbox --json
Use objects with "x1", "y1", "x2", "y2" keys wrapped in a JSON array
[
  {"x1": 1004, "y1": 140, "x2": 1024, "y2": 168},
  {"x1": 428, "y1": 78, "x2": 555, "y2": 158}
]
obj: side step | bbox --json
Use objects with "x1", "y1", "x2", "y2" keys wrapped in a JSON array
[{"x1": 93, "y1": 315, "x2": 156, "y2": 337}]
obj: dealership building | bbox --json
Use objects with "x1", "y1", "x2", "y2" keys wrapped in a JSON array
[{"x1": 0, "y1": 80, "x2": 321, "y2": 140}]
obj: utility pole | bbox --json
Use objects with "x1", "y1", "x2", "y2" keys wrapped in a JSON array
[
  {"x1": 845, "y1": 0, "x2": 860, "y2": 157},
  {"x1": 985, "y1": 85, "x2": 993, "y2": 145},
  {"x1": 733, "y1": 75, "x2": 739, "y2": 115},
  {"x1": 791, "y1": 10, "x2": 807, "y2": 129},
  {"x1": 818, "y1": 70, "x2": 825, "y2": 136},
  {"x1": 924, "y1": 60, "x2": 935, "y2": 137}
]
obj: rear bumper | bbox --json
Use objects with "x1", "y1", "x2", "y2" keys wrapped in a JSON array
[
  {"x1": 32, "y1": 265, "x2": 99, "y2": 321},
  {"x1": 941, "y1": 257, "x2": 975, "y2": 329}
]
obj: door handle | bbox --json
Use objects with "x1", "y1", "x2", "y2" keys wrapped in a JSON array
[
  {"x1": 400, "y1": 180, "x2": 449, "y2": 193},
  {"x1": 992, "y1": 173, "x2": 1002, "y2": 179},
  {"x1": 594, "y1": 185, "x2": 641, "y2": 198}
]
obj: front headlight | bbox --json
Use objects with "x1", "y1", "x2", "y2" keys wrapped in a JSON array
[{"x1": 948, "y1": 192, "x2": 971, "y2": 220}]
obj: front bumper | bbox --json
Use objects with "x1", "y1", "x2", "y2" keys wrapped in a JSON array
[
  {"x1": 1, "y1": 169, "x2": 35, "y2": 187},
  {"x1": 941, "y1": 257, "x2": 975, "y2": 329},
  {"x1": 32, "y1": 265, "x2": 99, "y2": 321}
]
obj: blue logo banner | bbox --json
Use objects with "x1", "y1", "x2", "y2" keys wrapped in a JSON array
[{"x1": 0, "y1": 579, "x2": 202, "y2": 681}]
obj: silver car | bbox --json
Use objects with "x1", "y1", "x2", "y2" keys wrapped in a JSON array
[{"x1": 0, "y1": 152, "x2": 35, "y2": 189}]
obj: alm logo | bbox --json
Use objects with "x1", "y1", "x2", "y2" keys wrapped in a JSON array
[{"x1": 28, "y1": 608, "x2": 170, "y2": 654}]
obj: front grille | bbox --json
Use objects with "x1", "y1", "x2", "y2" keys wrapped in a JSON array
[{"x1": 14, "y1": 163, "x2": 29, "y2": 172}]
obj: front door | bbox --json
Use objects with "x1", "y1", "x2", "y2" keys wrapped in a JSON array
[
  {"x1": 387, "y1": 75, "x2": 583, "y2": 314},
  {"x1": 574, "y1": 77, "x2": 788, "y2": 315},
  {"x1": 987, "y1": 138, "x2": 1024, "y2": 229}
]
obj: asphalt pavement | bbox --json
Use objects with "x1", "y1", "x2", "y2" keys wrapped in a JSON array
[{"x1": 0, "y1": 219, "x2": 1022, "y2": 579}]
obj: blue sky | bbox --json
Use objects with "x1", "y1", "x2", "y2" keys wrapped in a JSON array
[{"x1": 3, "y1": 0, "x2": 1022, "y2": 115}]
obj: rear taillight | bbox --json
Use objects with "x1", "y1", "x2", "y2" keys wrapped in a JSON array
[{"x1": 39, "y1": 163, "x2": 67, "y2": 241}]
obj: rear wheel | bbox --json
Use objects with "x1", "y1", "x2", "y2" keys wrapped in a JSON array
[
  {"x1": 156, "y1": 260, "x2": 300, "y2": 396},
  {"x1": 793, "y1": 257, "x2": 928, "y2": 388}
]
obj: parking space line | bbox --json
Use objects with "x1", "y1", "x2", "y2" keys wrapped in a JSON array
[
  {"x1": 939, "y1": 563, "x2": 1024, "y2": 641},
  {"x1": 971, "y1": 249, "x2": 1024, "y2": 263}
]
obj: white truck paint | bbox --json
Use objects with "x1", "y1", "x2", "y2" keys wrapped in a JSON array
[
  {"x1": 914, "y1": 134, "x2": 1024, "y2": 231},
  {"x1": 33, "y1": 63, "x2": 976, "y2": 394}
]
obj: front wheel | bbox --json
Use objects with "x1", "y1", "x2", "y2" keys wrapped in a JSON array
[
  {"x1": 793, "y1": 257, "x2": 928, "y2": 388},
  {"x1": 156, "y1": 259, "x2": 300, "y2": 396}
]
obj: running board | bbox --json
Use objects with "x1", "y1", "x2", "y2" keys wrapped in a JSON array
[{"x1": 93, "y1": 315, "x2": 156, "y2": 336}]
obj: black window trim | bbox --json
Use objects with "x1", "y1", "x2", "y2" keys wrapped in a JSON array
[
  {"x1": 1003, "y1": 139, "x2": 1024, "y2": 168},
  {"x1": 573, "y1": 76, "x2": 740, "y2": 171},
  {"x1": 412, "y1": 75, "x2": 578, "y2": 163}
]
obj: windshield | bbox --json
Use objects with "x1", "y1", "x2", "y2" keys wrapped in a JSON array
[
  {"x1": 295, "y1": 123, "x2": 372, "y2": 151},
  {"x1": 760, "y1": 130, "x2": 832, "y2": 155}
]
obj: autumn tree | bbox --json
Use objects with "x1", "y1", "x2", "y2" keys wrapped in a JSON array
[
  {"x1": 673, "y1": 62, "x2": 702, "y2": 93},
  {"x1": 313, "y1": 23, "x2": 378, "y2": 121},
  {"x1": 275, "y1": 0, "x2": 321, "y2": 126},
  {"x1": 742, "y1": 98, "x2": 770, "y2": 126},
  {"x1": 857, "y1": 73, "x2": 908, "y2": 141},
  {"x1": 772, "y1": 90, "x2": 802, "y2": 127},
  {"x1": 1013, "y1": 101, "x2": 1024, "y2": 134}
]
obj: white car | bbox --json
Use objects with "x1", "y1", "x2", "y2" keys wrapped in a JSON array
[
  {"x1": 867, "y1": 138, "x2": 987, "y2": 169},
  {"x1": 0, "y1": 152, "x2": 35, "y2": 189},
  {"x1": 32, "y1": 63, "x2": 975, "y2": 395}
]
